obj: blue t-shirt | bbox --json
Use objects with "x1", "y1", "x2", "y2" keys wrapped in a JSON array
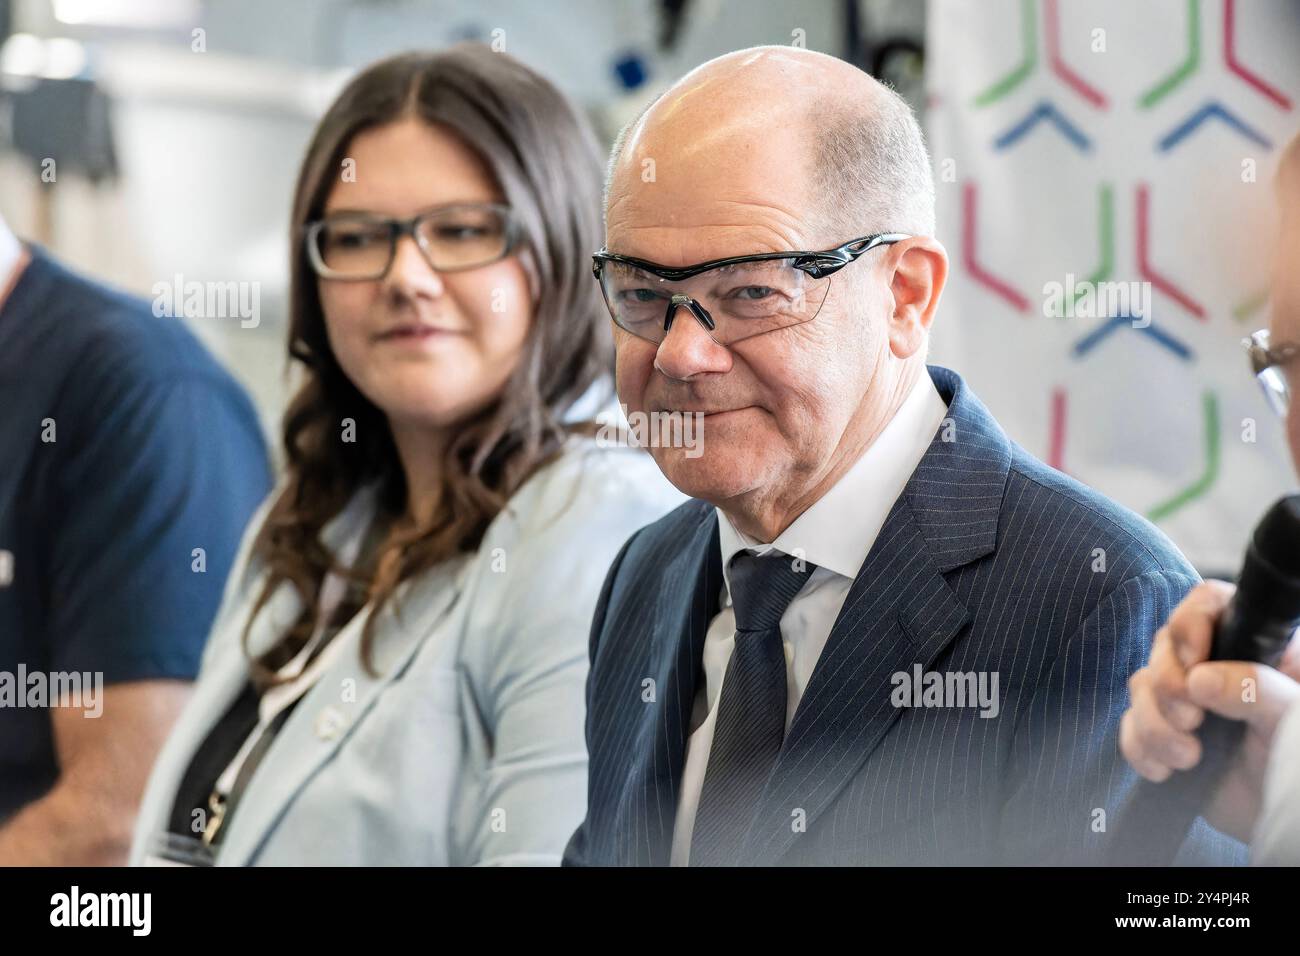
[{"x1": 0, "y1": 247, "x2": 271, "y2": 821}]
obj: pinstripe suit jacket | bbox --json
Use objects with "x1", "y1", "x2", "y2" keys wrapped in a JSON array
[{"x1": 563, "y1": 365, "x2": 1243, "y2": 866}]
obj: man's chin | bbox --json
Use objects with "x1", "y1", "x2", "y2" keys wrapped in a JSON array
[{"x1": 649, "y1": 446, "x2": 760, "y2": 503}]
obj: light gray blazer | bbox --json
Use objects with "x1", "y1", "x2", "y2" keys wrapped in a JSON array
[{"x1": 129, "y1": 435, "x2": 681, "y2": 866}]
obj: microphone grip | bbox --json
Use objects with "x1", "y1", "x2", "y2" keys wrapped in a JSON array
[
  {"x1": 1109, "y1": 714, "x2": 1246, "y2": 866},
  {"x1": 1214, "y1": 600, "x2": 1294, "y2": 670}
]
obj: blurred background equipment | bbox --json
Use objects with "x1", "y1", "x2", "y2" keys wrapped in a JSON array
[
  {"x1": 0, "y1": 0, "x2": 876, "y2": 445},
  {"x1": 1, "y1": 0, "x2": 1296, "y2": 574}
]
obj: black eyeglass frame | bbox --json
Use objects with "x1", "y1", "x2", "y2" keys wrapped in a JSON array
[
  {"x1": 304, "y1": 202, "x2": 522, "y2": 281},
  {"x1": 591, "y1": 232, "x2": 911, "y2": 284}
]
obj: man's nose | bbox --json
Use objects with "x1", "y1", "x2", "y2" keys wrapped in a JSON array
[
  {"x1": 653, "y1": 301, "x2": 732, "y2": 381},
  {"x1": 384, "y1": 234, "x2": 445, "y2": 299}
]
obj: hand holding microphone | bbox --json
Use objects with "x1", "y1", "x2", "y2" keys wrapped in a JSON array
[
  {"x1": 1113, "y1": 496, "x2": 1300, "y2": 861},
  {"x1": 1121, "y1": 581, "x2": 1300, "y2": 840}
]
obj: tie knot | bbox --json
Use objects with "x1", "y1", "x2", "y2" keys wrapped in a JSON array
[{"x1": 727, "y1": 551, "x2": 818, "y2": 633}]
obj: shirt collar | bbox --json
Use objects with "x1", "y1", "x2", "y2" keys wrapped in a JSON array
[
  {"x1": 0, "y1": 223, "x2": 25, "y2": 311},
  {"x1": 716, "y1": 369, "x2": 950, "y2": 590}
]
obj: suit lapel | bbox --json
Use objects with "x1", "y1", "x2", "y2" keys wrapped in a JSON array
[
  {"x1": 218, "y1": 556, "x2": 465, "y2": 865},
  {"x1": 617, "y1": 505, "x2": 720, "y2": 866},
  {"x1": 136, "y1": 489, "x2": 376, "y2": 859},
  {"x1": 212, "y1": 484, "x2": 467, "y2": 865},
  {"x1": 741, "y1": 365, "x2": 1011, "y2": 866},
  {"x1": 741, "y1": 500, "x2": 970, "y2": 865}
]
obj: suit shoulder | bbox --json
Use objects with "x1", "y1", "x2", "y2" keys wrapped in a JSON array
[
  {"x1": 1001, "y1": 441, "x2": 1196, "y2": 583},
  {"x1": 618, "y1": 497, "x2": 715, "y2": 559}
]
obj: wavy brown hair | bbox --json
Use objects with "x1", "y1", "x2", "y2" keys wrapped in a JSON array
[{"x1": 243, "y1": 44, "x2": 610, "y2": 683}]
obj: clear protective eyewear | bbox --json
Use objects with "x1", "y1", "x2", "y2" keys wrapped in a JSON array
[{"x1": 592, "y1": 232, "x2": 910, "y2": 345}]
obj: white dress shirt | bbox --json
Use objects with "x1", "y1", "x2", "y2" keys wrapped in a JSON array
[
  {"x1": 0, "y1": 220, "x2": 22, "y2": 297},
  {"x1": 669, "y1": 371, "x2": 950, "y2": 865}
]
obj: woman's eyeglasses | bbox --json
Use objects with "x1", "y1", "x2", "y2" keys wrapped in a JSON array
[
  {"x1": 305, "y1": 203, "x2": 520, "y2": 280},
  {"x1": 1244, "y1": 328, "x2": 1300, "y2": 417}
]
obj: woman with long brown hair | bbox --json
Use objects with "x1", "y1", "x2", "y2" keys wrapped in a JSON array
[{"x1": 128, "y1": 44, "x2": 680, "y2": 866}]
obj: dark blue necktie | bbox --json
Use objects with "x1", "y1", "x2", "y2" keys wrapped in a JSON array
[{"x1": 689, "y1": 550, "x2": 818, "y2": 866}]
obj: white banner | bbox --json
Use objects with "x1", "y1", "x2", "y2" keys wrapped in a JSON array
[{"x1": 926, "y1": 0, "x2": 1300, "y2": 572}]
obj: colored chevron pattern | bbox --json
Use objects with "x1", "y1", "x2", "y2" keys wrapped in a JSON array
[{"x1": 953, "y1": 1, "x2": 1296, "y2": 526}]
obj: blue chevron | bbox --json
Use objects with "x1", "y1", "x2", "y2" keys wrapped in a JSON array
[
  {"x1": 1071, "y1": 315, "x2": 1194, "y2": 361},
  {"x1": 993, "y1": 100, "x2": 1092, "y2": 152},
  {"x1": 1157, "y1": 100, "x2": 1273, "y2": 153}
]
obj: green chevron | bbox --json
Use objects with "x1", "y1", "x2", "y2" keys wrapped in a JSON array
[
  {"x1": 1060, "y1": 183, "x2": 1115, "y2": 317},
  {"x1": 973, "y1": 0, "x2": 1038, "y2": 107},
  {"x1": 1232, "y1": 288, "x2": 1269, "y2": 323},
  {"x1": 1138, "y1": 0, "x2": 1200, "y2": 110},
  {"x1": 1147, "y1": 391, "x2": 1220, "y2": 523}
]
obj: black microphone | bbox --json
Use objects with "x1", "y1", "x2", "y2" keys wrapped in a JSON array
[{"x1": 1109, "y1": 494, "x2": 1300, "y2": 865}]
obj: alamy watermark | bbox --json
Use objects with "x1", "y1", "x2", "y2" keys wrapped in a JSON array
[
  {"x1": 890, "y1": 664, "x2": 1000, "y2": 718},
  {"x1": 50, "y1": 886, "x2": 150, "y2": 936},
  {"x1": 596, "y1": 405, "x2": 705, "y2": 458},
  {"x1": 0, "y1": 666, "x2": 103, "y2": 717},
  {"x1": 1042, "y1": 273, "x2": 1151, "y2": 327},
  {"x1": 152, "y1": 273, "x2": 261, "y2": 328}
]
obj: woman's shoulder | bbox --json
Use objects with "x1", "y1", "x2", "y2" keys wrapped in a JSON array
[
  {"x1": 201, "y1": 481, "x2": 380, "y2": 663},
  {"x1": 486, "y1": 433, "x2": 685, "y2": 551},
  {"x1": 455, "y1": 436, "x2": 680, "y2": 686}
]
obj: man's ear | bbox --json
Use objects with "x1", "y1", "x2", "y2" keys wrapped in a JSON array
[{"x1": 886, "y1": 237, "x2": 948, "y2": 359}]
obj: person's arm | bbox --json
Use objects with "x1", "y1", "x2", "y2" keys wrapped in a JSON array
[
  {"x1": 20, "y1": 361, "x2": 269, "y2": 863},
  {"x1": 455, "y1": 457, "x2": 656, "y2": 866},
  {"x1": 0, "y1": 681, "x2": 191, "y2": 865},
  {"x1": 460, "y1": 606, "x2": 590, "y2": 866},
  {"x1": 1120, "y1": 580, "x2": 1300, "y2": 841}
]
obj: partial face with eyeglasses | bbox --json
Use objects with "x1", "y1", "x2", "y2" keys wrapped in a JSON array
[
  {"x1": 1256, "y1": 192, "x2": 1300, "y2": 478},
  {"x1": 310, "y1": 117, "x2": 532, "y2": 432}
]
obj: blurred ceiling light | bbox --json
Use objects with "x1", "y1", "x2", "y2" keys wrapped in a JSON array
[
  {"x1": 1, "y1": 34, "x2": 45, "y2": 76},
  {"x1": 52, "y1": 0, "x2": 201, "y2": 28},
  {"x1": 1, "y1": 34, "x2": 88, "y2": 79},
  {"x1": 44, "y1": 38, "x2": 88, "y2": 79}
]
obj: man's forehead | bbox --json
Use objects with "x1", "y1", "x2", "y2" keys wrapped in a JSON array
[
  {"x1": 604, "y1": 194, "x2": 820, "y2": 263},
  {"x1": 620, "y1": 105, "x2": 809, "y2": 180},
  {"x1": 606, "y1": 153, "x2": 818, "y2": 261},
  {"x1": 608, "y1": 230, "x2": 811, "y2": 270}
]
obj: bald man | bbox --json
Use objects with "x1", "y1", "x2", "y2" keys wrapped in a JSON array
[
  {"x1": 1120, "y1": 131, "x2": 1300, "y2": 864},
  {"x1": 563, "y1": 46, "x2": 1241, "y2": 867}
]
